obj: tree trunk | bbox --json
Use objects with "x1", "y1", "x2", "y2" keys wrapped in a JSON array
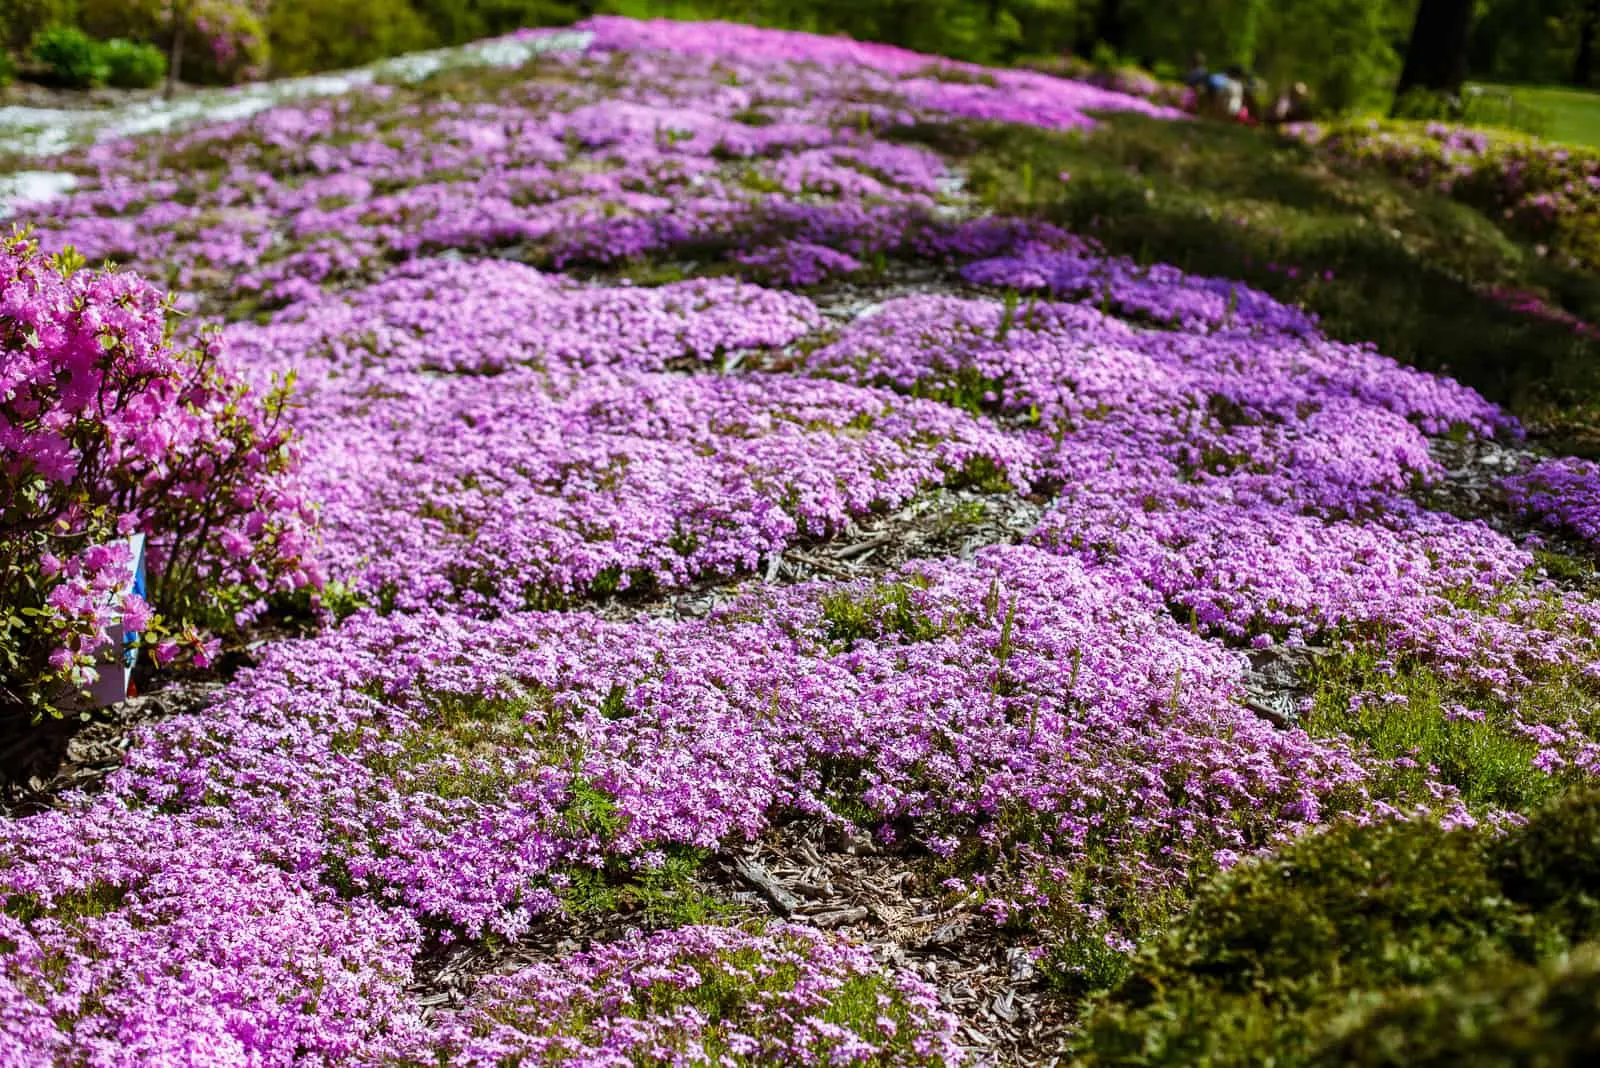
[
  {"x1": 166, "y1": 0, "x2": 187, "y2": 101},
  {"x1": 1093, "y1": 0, "x2": 1126, "y2": 55},
  {"x1": 1392, "y1": 0, "x2": 1475, "y2": 111},
  {"x1": 1576, "y1": 0, "x2": 1600, "y2": 87}
]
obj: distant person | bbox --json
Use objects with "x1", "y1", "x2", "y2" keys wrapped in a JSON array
[
  {"x1": 1237, "y1": 68, "x2": 1265, "y2": 123},
  {"x1": 1199, "y1": 67, "x2": 1244, "y2": 119},
  {"x1": 1268, "y1": 82, "x2": 1313, "y2": 125},
  {"x1": 1183, "y1": 51, "x2": 1209, "y2": 90}
]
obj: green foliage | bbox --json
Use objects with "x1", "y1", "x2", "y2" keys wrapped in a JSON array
[
  {"x1": 1122, "y1": 0, "x2": 1269, "y2": 71},
  {"x1": 0, "y1": 49, "x2": 13, "y2": 86},
  {"x1": 604, "y1": 0, "x2": 1079, "y2": 65},
  {"x1": 2, "y1": 884, "x2": 126, "y2": 925},
  {"x1": 31, "y1": 23, "x2": 106, "y2": 88},
  {"x1": 267, "y1": 0, "x2": 433, "y2": 76},
  {"x1": 1120, "y1": 0, "x2": 1410, "y2": 114},
  {"x1": 818, "y1": 576, "x2": 956, "y2": 648},
  {"x1": 1495, "y1": 787, "x2": 1600, "y2": 940},
  {"x1": 1251, "y1": 0, "x2": 1406, "y2": 114},
  {"x1": 99, "y1": 36, "x2": 164, "y2": 88},
  {"x1": 947, "y1": 453, "x2": 1016, "y2": 493},
  {"x1": 410, "y1": 0, "x2": 581, "y2": 46},
  {"x1": 1469, "y1": 0, "x2": 1591, "y2": 87},
  {"x1": 0, "y1": 0, "x2": 78, "y2": 54},
  {"x1": 79, "y1": 0, "x2": 268, "y2": 85},
  {"x1": 1303, "y1": 648, "x2": 1557, "y2": 813},
  {"x1": 1313, "y1": 944, "x2": 1600, "y2": 1066},
  {"x1": 558, "y1": 846, "x2": 730, "y2": 926},
  {"x1": 1074, "y1": 792, "x2": 1600, "y2": 1066}
]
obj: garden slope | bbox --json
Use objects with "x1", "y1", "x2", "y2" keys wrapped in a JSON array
[{"x1": 4, "y1": 15, "x2": 1600, "y2": 1066}]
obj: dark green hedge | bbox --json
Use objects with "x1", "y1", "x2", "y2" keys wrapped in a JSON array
[{"x1": 1075, "y1": 789, "x2": 1600, "y2": 1066}]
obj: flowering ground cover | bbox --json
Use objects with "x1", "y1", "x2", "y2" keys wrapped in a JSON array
[{"x1": 6, "y1": 14, "x2": 1600, "y2": 1067}]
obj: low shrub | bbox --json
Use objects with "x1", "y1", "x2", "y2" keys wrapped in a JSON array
[
  {"x1": 1315, "y1": 945, "x2": 1600, "y2": 1066},
  {"x1": 30, "y1": 23, "x2": 107, "y2": 88},
  {"x1": 79, "y1": 0, "x2": 267, "y2": 84},
  {"x1": 1074, "y1": 788, "x2": 1600, "y2": 1066},
  {"x1": 0, "y1": 50, "x2": 13, "y2": 87},
  {"x1": 1295, "y1": 119, "x2": 1600, "y2": 272},
  {"x1": 1495, "y1": 787, "x2": 1600, "y2": 940},
  {"x1": 100, "y1": 36, "x2": 165, "y2": 89},
  {"x1": 0, "y1": 234, "x2": 319, "y2": 730}
]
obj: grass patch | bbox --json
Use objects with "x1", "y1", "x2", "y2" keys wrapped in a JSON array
[
  {"x1": 1475, "y1": 82, "x2": 1600, "y2": 148},
  {"x1": 559, "y1": 846, "x2": 732, "y2": 928},
  {"x1": 1303, "y1": 649, "x2": 1558, "y2": 814},
  {"x1": 818, "y1": 575, "x2": 963, "y2": 649}
]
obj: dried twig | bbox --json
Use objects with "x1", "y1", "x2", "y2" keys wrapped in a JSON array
[{"x1": 732, "y1": 856, "x2": 800, "y2": 917}]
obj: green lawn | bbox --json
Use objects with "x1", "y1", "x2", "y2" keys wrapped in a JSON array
[{"x1": 1472, "y1": 81, "x2": 1600, "y2": 147}]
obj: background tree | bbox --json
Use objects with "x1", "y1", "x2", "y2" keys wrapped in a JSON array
[
  {"x1": 1393, "y1": 0, "x2": 1475, "y2": 108},
  {"x1": 1574, "y1": 0, "x2": 1598, "y2": 85},
  {"x1": 165, "y1": 0, "x2": 185, "y2": 98}
]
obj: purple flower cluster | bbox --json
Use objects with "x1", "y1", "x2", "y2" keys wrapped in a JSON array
[
  {"x1": 397, "y1": 924, "x2": 962, "y2": 1066},
  {"x1": 0, "y1": 804, "x2": 421, "y2": 1063},
  {"x1": 1505, "y1": 456, "x2": 1600, "y2": 544},
  {"x1": 97, "y1": 546, "x2": 1374, "y2": 941},
  {"x1": 576, "y1": 15, "x2": 1184, "y2": 129},
  {"x1": 13, "y1": 13, "x2": 1172, "y2": 309},
  {"x1": 218, "y1": 257, "x2": 1031, "y2": 610}
]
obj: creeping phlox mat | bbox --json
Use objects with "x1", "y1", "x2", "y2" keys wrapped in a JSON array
[{"x1": 3, "y1": 15, "x2": 1598, "y2": 1067}]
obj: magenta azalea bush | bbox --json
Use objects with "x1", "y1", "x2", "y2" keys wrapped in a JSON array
[
  {"x1": 3, "y1": 14, "x2": 1600, "y2": 1065},
  {"x1": 0, "y1": 234, "x2": 317, "y2": 724}
]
